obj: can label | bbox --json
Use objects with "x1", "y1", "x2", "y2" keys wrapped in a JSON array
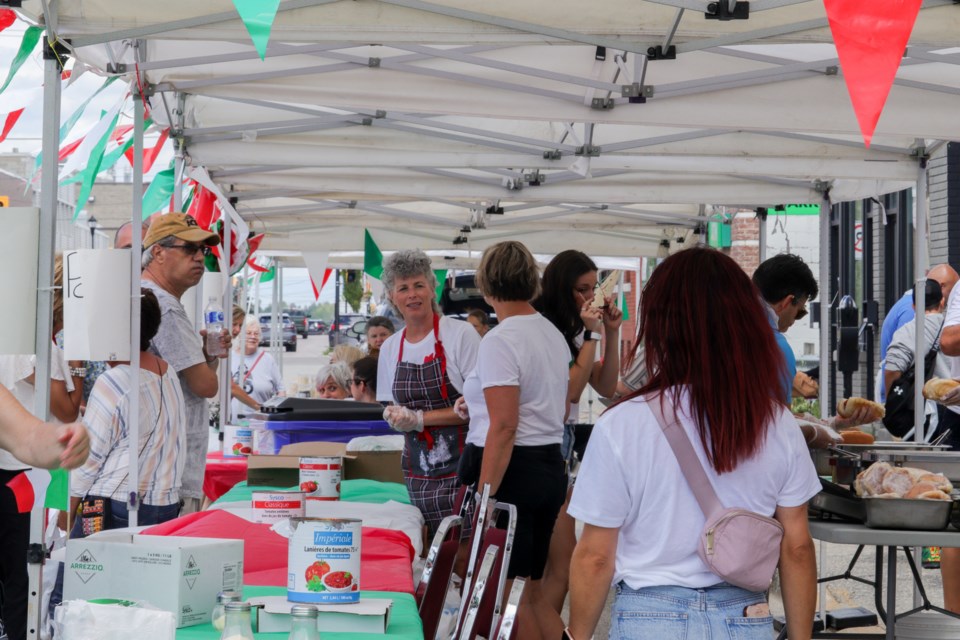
[
  {"x1": 299, "y1": 456, "x2": 342, "y2": 501},
  {"x1": 288, "y1": 518, "x2": 361, "y2": 603},
  {"x1": 251, "y1": 491, "x2": 305, "y2": 524},
  {"x1": 223, "y1": 425, "x2": 253, "y2": 458}
]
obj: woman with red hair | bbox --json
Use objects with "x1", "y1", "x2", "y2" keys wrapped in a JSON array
[{"x1": 565, "y1": 247, "x2": 818, "y2": 640}]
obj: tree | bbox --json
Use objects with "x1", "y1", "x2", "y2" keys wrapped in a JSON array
[{"x1": 343, "y1": 270, "x2": 363, "y2": 313}]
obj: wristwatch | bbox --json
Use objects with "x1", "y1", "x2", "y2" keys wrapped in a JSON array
[
  {"x1": 582, "y1": 330, "x2": 598, "y2": 342},
  {"x1": 70, "y1": 366, "x2": 87, "y2": 378}
]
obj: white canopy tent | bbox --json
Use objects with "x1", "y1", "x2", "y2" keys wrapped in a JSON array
[{"x1": 13, "y1": 1, "x2": 958, "y2": 634}]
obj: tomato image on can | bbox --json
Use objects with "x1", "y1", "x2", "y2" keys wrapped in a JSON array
[
  {"x1": 288, "y1": 517, "x2": 361, "y2": 603},
  {"x1": 298, "y1": 456, "x2": 342, "y2": 501}
]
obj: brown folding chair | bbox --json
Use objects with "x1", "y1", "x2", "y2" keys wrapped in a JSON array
[
  {"x1": 416, "y1": 515, "x2": 464, "y2": 640},
  {"x1": 492, "y1": 578, "x2": 526, "y2": 640},
  {"x1": 455, "y1": 483, "x2": 491, "y2": 632},
  {"x1": 456, "y1": 544, "x2": 501, "y2": 640},
  {"x1": 472, "y1": 502, "x2": 516, "y2": 640}
]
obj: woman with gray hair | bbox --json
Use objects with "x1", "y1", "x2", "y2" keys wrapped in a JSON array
[
  {"x1": 376, "y1": 249, "x2": 480, "y2": 541},
  {"x1": 315, "y1": 362, "x2": 352, "y2": 399}
]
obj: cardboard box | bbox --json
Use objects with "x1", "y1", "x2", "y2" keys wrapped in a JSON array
[
  {"x1": 64, "y1": 534, "x2": 244, "y2": 628},
  {"x1": 251, "y1": 595, "x2": 392, "y2": 634},
  {"x1": 247, "y1": 441, "x2": 403, "y2": 487}
]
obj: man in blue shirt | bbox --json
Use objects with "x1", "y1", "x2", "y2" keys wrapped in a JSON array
[{"x1": 753, "y1": 254, "x2": 819, "y2": 404}]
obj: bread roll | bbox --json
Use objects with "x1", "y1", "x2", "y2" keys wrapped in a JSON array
[
  {"x1": 837, "y1": 397, "x2": 885, "y2": 421},
  {"x1": 922, "y1": 377, "x2": 960, "y2": 401},
  {"x1": 590, "y1": 270, "x2": 621, "y2": 309},
  {"x1": 840, "y1": 429, "x2": 875, "y2": 445}
]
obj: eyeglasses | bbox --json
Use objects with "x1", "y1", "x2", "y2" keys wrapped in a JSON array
[
  {"x1": 792, "y1": 296, "x2": 809, "y2": 321},
  {"x1": 166, "y1": 243, "x2": 212, "y2": 257}
]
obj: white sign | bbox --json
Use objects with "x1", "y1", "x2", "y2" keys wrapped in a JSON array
[
  {"x1": 0, "y1": 208, "x2": 39, "y2": 355},
  {"x1": 63, "y1": 249, "x2": 131, "y2": 361}
]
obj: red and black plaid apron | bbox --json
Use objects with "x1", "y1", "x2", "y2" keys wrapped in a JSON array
[{"x1": 392, "y1": 314, "x2": 466, "y2": 536}]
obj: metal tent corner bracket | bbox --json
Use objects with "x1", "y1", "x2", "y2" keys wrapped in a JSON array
[
  {"x1": 543, "y1": 150, "x2": 562, "y2": 160},
  {"x1": 646, "y1": 45, "x2": 676, "y2": 61},
  {"x1": 621, "y1": 83, "x2": 655, "y2": 99},
  {"x1": 575, "y1": 145, "x2": 601, "y2": 157},
  {"x1": 705, "y1": 1, "x2": 749, "y2": 20},
  {"x1": 590, "y1": 97, "x2": 615, "y2": 110},
  {"x1": 42, "y1": 38, "x2": 71, "y2": 68}
]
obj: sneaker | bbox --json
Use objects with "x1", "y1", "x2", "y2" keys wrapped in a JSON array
[{"x1": 922, "y1": 546, "x2": 941, "y2": 569}]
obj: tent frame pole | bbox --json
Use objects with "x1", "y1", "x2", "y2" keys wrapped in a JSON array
[
  {"x1": 127, "y1": 90, "x2": 145, "y2": 528},
  {"x1": 913, "y1": 156, "x2": 929, "y2": 441}
]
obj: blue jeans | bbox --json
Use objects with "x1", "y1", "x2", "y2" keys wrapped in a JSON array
[{"x1": 611, "y1": 582, "x2": 772, "y2": 640}]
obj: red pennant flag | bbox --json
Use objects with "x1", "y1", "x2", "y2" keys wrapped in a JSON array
[
  {"x1": 0, "y1": 9, "x2": 16, "y2": 33},
  {"x1": 188, "y1": 186, "x2": 220, "y2": 230},
  {"x1": 0, "y1": 108, "x2": 24, "y2": 143},
  {"x1": 247, "y1": 257, "x2": 269, "y2": 273},
  {"x1": 309, "y1": 269, "x2": 333, "y2": 301},
  {"x1": 124, "y1": 127, "x2": 170, "y2": 173},
  {"x1": 58, "y1": 137, "x2": 85, "y2": 162},
  {"x1": 6, "y1": 471, "x2": 35, "y2": 514},
  {"x1": 823, "y1": 0, "x2": 922, "y2": 147}
]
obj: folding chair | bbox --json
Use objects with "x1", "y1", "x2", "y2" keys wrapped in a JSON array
[
  {"x1": 416, "y1": 515, "x2": 464, "y2": 640},
  {"x1": 456, "y1": 544, "x2": 501, "y2": 640},
  {"x1": 456, "y1": 483, "x2": 492, "y2": 631},
  {"x1": 473, "y1": 502, "x2": 516, "y2": 640},
  {"x1": 492, "y1": 578, "x2": 526, "y2": 640}
]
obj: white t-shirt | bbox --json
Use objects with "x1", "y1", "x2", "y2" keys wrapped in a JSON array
[
  {"x1": 944, "y1": 286, "x2": 960, "y2": 415},
  {"x1": 0, "y1": 345, "x2": 74, "y2": 470},
  {"x1": 463, "y1": 313, "x2": 570, "y2": 447},
  {"x1": 376, "y1": 315, "x2": 480, "y2": 403},
  {"x1": 568, "y1": 387, "x2": 820, "y2": 590}
]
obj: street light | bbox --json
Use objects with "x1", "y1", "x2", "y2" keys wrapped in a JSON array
[{"x1": 88, "y1": 215, "x2": 98, "y2": 248}]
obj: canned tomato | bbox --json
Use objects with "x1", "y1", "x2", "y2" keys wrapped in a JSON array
[
  {"x1": 251, "y1": 490, "x2": 305, "y2": 524},
  {"x1": 223, "y1": 424, "x2": 253, "y2": 458},
  {"x1": 288, "y1": 518, "x2": 361, "y2": 603},
  {"x1": 299, "y1": 456, "x2": 342, "y2": 501}
]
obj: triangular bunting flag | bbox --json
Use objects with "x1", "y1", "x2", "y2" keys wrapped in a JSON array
[
  {"x1": 0, "y1": 9, "x2": 17, "y2": 34},
  {"x1": 74, "y1": 107, "x2": 124, "y2": 219},
  {"x1": 142, "y1": 166, "x2": 176, "y2": 217},
  {"x1": 822, "y1": 0, "x2": 923, "y2": 147},
  {"x1": 260, "y1": 265, "x2": 276, "y2": 283},
  {"x1": 302, "y1": 252, "x2": 331, "y2": 301},
  {"x1": 364, "y1": 230, "x2": 384, "y2": 280},
  {"x1": 434, "y1": 270, "x2": 447, "y2": 302},
  {"x1": 0, "y1": 26, "x2": 41, "y2": 95},
  {"x1": 0, "y1": 108, "x2": 24, "y2": 143},
  {"x1": 125, "y1": 127, "x2": 170, "y2": 173},
  {"x1": 232, "y1": 0, "x2": 282, "y2": 60}
]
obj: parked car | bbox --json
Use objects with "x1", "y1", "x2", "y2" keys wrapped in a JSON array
[
  {"x1": 284, "y1": 309, "x2": 310, "y2": 338},
  {"x1": 259, "y1": 313, "x2": 298, "y2": 352},
  {"x1": 329, "y1": 313, "x2": 369, "y2": 346},
  {"x1": 308, "y1": 318, "x2": 328, "y2": 334}
]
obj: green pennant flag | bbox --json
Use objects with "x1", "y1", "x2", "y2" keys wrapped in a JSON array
[
  {"x1": 0, "y1": 26, "x2": 41, "y2": 95},
  {"x1": 141, "y1": 166, "x2": 176, "y2": 217},
  {"x1": 260, "y1": 265, "x2": 276, "y2": 283},
  {"x1": 364, "y1": 229, "x2": 384, "y2": 280},
  {"x1": 434, "y1": 269, "x2": 447, "y2": 302},
  {"x1": 44, "y1": 469, "x2": 68, "y2": 510},
  {"x1": 232, "y1": 0, "x2": 281, "y2": 60},
  {"x1": 620, "y1": 287, "x2": 630, "y2": 321},
  {"x1": 73, "y1": 108, "x2": 123, "y2": 220},
  {"x1": 61, "y1": 133, "x2": 135, "y2": 186}
]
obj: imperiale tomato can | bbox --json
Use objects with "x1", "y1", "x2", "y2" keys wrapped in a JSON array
[
  {"x1": 298, "y1": 456, "x2": 342, "y2": 501},
  {"x1": 250, "y1": 490, "x2": 305, "y2": 524},
  {"x1": 288, "y1": 517, "x2": 361, "y2": 603}
]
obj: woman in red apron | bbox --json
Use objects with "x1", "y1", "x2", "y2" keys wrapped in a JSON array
[{"x1": 376, "y1": 250, "x2": 480, "y2": 540}]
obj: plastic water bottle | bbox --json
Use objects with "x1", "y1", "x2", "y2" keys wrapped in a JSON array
[{"x1": 205, "y1": 296, "x2": 226, "y2": 357}]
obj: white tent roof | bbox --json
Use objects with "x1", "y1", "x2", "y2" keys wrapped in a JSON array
[{"x1": 18, "y1": 0, "x2": 958, "y2": 256}]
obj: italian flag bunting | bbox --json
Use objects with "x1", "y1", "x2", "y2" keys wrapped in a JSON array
[
  {"x1": 232, "y1": 0, "x2": 282, "y2": 60},
  {"x1": 0, "y1": 26, "x2": 41, "y2": 95}
]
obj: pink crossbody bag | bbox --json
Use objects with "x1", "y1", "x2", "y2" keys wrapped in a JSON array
[{"x1": 647, "y1": 394, "x2": 783, "y2": 592}]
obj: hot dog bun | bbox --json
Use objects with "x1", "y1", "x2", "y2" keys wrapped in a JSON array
[
  {"x1": 837, "y1": 397, "x2": 885, "y2": 421},
  {"x1": 922, "y1": 377, "x2": 960, "y2": 401},
  {"x1": 839, "y1": 429, "x2": 875, "y2": 445}
]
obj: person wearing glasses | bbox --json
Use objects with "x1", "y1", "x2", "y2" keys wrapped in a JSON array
[
  {"x1": 142, "y1": 213, "x2": 230, "y2": 515},
  {"x1": 350, "y1": 357, "x2": 378, "y2": 403}
]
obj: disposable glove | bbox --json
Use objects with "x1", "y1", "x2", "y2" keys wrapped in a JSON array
[{"x1": 383, "y1": 405, "x2": 425, "y2": 432}]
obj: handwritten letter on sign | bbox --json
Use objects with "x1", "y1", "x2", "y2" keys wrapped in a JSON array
[{"x1": 63, "y1": 250, "x2": 131, "y2": 361}]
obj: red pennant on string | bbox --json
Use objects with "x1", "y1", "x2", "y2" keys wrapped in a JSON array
[
  {"x1": 0, "y1": 9, "x2": 16, "y2": 34},
  {"x1": 6, "y1": 472, "x2": 34, "y2": 513},
  {"x1": 0, "y1": 108, "x2": 24, "y2": 143},
  {"x1": 188, "y1": 186, "x2": 220, "y2": 230},
  {"x1": 822, "y1": 0, "x2": 922, "y2": 147},
  {"x1": 247, "y1": 257, "x2": 269, "y2": 273},
  {"x1": 309, "y1": 269, "x2": 333, "y2": 301},
  {"x1": 58, "y1": 137, "x2": 85, "y2": 162},
  {"x1": 124, "y1": 128, "x2": 170, "y2": 173}
]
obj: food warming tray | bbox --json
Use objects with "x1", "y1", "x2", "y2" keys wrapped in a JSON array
[
  {"x1": 809, "y1": 479, "x2": 865, "y2": 523},
  {"x1": 863, "y1": 497, "x2": 953, "y2": 530}
]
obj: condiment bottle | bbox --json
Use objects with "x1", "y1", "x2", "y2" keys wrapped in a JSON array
[
  {"x1": 288, "y1": 604, "x2": 321, "y2": 640},
  {"x1": 220, "y1": 601, "x2": 255, "y2": 640},
  {"x1": 212, "y1": 590, "x2": 242, "y2": 631}
]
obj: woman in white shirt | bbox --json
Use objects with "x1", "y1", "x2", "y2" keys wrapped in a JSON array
[
  {"x1": 565, "y1": 247, "x2": 819, "y2": 640},
  {"x1": 460, "y1": 241, "x2": 570, "y2": 639},
  {"x1": 230, "y1": 315, "x2": 283, "y2": 420}
]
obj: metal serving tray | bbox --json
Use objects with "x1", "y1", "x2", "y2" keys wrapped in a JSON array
[{"x1": 863, "y1": 497, "x2": 953, "y2": 531}]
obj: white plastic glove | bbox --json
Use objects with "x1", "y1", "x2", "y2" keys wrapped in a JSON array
[
  {"x1": 454, "y1": 396, "x2": 469, "y2": 421},
  {"x1": 940, "y1": 384, "x2": 960, "y2": 407},
  {"x1": 383, "y1": 405, "x2": 425, "y2": 432}
]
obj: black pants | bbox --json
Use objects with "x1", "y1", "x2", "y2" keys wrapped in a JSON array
[{"x1": 0, "y1": 470, "x2": 30, "y2": 640}]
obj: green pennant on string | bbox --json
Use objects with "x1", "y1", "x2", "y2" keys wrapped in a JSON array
[
  {"x1": 620, "y1": 288, "x2": 630, "y2": 321},
  {"x1": 142, "y1": 166, "x2": 176, "y2": 218},
  {"x1": 73, "y1": 108, "x2": 123, "y2": 220},
  {"x1": 260, "y1": 265, "x2": 276, "y2": 283},
  {"x1": 44, "y1": 469, "x2": 68, "y2": 510},
  {"x1": 180, "y1": 183, "x2": 196, "y2": 213},
  {"x1": 232, "y1": 0, "x2": 281, "y2": 60},
  {"x1": 61, "y1": 135, "x2": 135, "y2": 185},
  {"x1": 434, "y1": 269, "x2": 447, "y2": 302},
  {"x1": 364, "y1": 229, "x2": 384, "y2": 280},
  {"x1": 0, "y1": 26, "x2": 41, "y2": 95}
]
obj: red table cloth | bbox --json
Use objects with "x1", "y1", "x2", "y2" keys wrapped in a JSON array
[
  {"x1": 143, "y1": 510, "x2": 416, "y2": 594},
  {"x1": 202, "y1": 452, "x2": 248, "y2": 501}
]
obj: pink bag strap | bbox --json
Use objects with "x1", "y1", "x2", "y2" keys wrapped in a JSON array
[{"x1": 645, "y1": 392, "x2": 724, "y2": 519}]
